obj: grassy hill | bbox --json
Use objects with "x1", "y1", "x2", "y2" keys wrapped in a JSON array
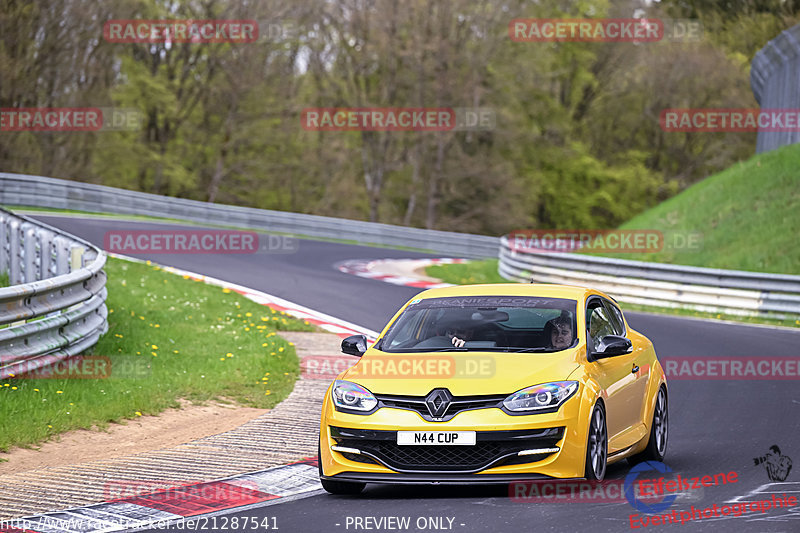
[{"x1": 595, "y1": 143, "x2": 800, "y2": 274}]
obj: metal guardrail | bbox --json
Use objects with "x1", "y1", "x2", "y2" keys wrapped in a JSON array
[
  {"x1": 0, "y1": 173, "x2": 500, "y2": 258},
  {"x1": 751, "y1": 23, "x2": 800, "y2": 153},
  {"x1": 2, "y1": 172, "x2": 797, "y2": 319},
  {"x1": 498, "y1": 236, "x2": 800, "y2": 319},
  {"x1": 0, "y1": 207, "x2": 108, "y2": 379}
]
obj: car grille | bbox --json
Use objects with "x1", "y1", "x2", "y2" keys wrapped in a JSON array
[
  {"x1": 375, "y1": 393, "x2": 506, "y2": 422},
  {"x1": 330, "y1": 426, "x2": 564, "y2": 473}
]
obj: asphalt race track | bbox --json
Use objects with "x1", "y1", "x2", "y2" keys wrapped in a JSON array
[{"x1": 32, "y1": 215, "x2": 800, "y2": 533}]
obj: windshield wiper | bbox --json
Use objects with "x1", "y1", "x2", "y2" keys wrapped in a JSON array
[{"x1": 506, "y1": 347, "x2": 555, "y2": 353}]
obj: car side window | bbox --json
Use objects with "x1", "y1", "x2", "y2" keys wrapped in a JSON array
[
  {"x1": 602, "y1": 299, "x2": 626, "y2": 337},
  {"x1": 587, "y1": 301, "x2": 614, "y2": 352}
]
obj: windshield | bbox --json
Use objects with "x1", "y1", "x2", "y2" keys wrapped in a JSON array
[{"x1": 378, "y1": 296, "x2": 577, "y2": 353}]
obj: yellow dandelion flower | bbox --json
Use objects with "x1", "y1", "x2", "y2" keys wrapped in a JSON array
[
  {"x1": 220, "y1": 357, "x2": 226, "y2": 361},
  {"x1": 56, "y1": 390, "x2": 63, "y2": 394},
  {"x1": 135, "y1": 411, "x2": 142, "y2": 416},
  {"x1": 264, "y1": 390, "x2": 271, "y2": 395},
  {"x1": 11, "y1": 386, "x2": 17, "y2": 390},
  {"x1": 34, "y1": 388, "x2": 40, "y2": 392},
  {"x1": 151, "y1": 352, "x2": 158, "y2": 357},
  {"x1": 154, "y1": 324, "x2": 160, "y2": 328},
  {"x1": 173, "y1": 350, "x2": 179, "y2": 354},
  {"x1": 223, "y1": 288, "x2": 231, "y2": 293},
  {"x1": 245, "y1": 312, "x2": 252, "y2": 317},
  {"x1": 278, "y1": 347, "x2": 285, "y2": 352},
  {"x1": 245, "y1": 327, "x2": 250, "y2": 331},
  {"x1": 151, "y1": 345, "x2": 158, "y2": 350},
  {"x1": 48, "y1": 425, "x2": 52, "y2": 428},
  {"x1": 262, "y1": 343, "x2": 268, "y2": 347}
]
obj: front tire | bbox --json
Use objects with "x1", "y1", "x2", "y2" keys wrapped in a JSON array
[
  {"x1": 629, "y1": 386, "x2": 668, "y2": 465},
  {"x1": 585, "y1": 403, "x2": 607, "y2": 481}
]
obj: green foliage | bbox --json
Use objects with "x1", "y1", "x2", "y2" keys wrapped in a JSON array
[
  {"x1": 1, "y1": 0, "x2": 797, "y2": 236},
  {"x1": 601, "y1": 143, "x2": 800, "y2": 274}
]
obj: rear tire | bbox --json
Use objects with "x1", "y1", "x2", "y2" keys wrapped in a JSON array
[
  {"x1": 584, "y1": 403, "x2": 607, "y2": 481},
  {"x1": 318, "y1": 438, "x2": 366, "y2": 495},
  {"x1": 628, "y1": 386, "x2": 668, "y2": 465}
]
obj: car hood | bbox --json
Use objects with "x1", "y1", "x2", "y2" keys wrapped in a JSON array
[{"x1": 339, "y1": 349, "x2": 583, "y2": 396}]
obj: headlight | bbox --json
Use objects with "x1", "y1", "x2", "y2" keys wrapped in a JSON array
[
  {"x1": 332, "y1": 380, "x2": 378, "y2": 413},
  {"x1": 503, "y1": 381, "x2": 578, "y2": 412}
]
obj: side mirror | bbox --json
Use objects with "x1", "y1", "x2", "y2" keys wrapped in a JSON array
[
  {"x1": 341, "y1": 334, "x2": 368, "y2": 357},
  {"x1": 589, "y1": 335, "x2": 632, "y2": 362}
]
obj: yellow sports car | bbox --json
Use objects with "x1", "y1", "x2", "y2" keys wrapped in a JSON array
[{"x1": 318, "y1": 284, "x2": 668, "y2": 494}]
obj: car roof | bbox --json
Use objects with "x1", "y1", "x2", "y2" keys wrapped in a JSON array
[{"x1": 411, "y1": 283, "x2": 603, "y2": 302}]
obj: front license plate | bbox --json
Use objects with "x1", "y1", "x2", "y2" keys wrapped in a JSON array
[{"x1": 397, "y1": 431, "x2": 476, "y2": 446}]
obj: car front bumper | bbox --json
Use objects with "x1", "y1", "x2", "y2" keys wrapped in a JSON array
[{"x1": 319, "y1": 391, "x2": 590, "y2": 482}]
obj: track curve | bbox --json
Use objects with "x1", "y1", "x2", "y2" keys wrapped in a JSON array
[{"x1": 30, "y1": 214, "x2": 800, "y2": 533}]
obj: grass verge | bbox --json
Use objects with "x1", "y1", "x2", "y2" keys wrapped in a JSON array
[
  {"x1": 0, "y1": 256, "x2": 315, "y2": 453},
  {"x1": 588, "y1": 143, "x2": 800, "y2": 274}
]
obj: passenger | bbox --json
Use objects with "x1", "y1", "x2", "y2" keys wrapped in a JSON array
[{"x1": 547, "y1": 316, "x2": 573, "y2": 350}]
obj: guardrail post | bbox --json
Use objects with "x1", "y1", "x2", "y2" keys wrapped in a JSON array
[
  {"x1": 21, "y1": 223, "x2": 38, "y2": 284},
  {"x1": 70, "y1": 245, "x2": 84, "y2": 273},
  {"x1": 7, "y1": 218, "x2": 21, "y2": 285}
]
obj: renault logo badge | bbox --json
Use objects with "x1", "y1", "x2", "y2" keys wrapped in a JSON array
[{"x1": 425, "y1": 388, "x2": 453, "y2": 418}]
